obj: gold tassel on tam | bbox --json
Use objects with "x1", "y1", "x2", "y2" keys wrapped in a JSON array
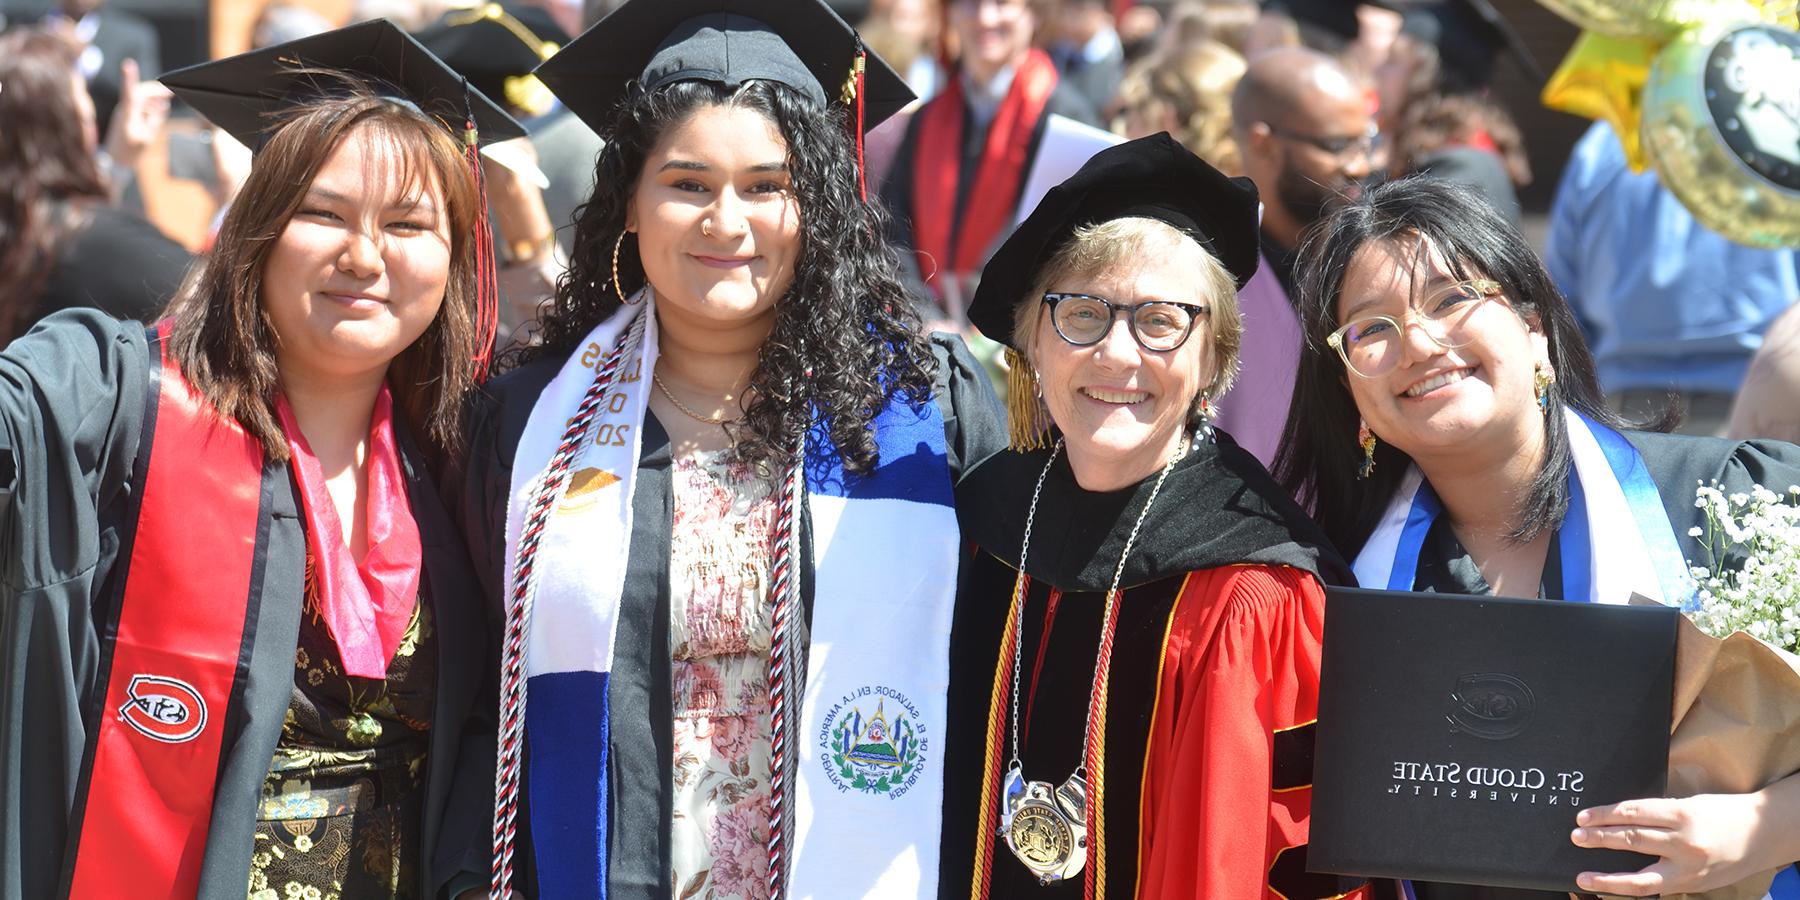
[{"x1": 1004, "y1": 346, "x2": 1053, "y2": 451}]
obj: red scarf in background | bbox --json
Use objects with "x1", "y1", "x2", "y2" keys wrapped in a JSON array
[
  {"x1": 911, "y1": 48, "x2": 1058, "y2": 296},
  {"x1": 276, "y1": 385, "x2": 421, "y2": 679}
]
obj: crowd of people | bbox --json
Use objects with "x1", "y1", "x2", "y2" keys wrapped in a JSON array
[{"x1": 1, "y1": 1, "x2": 1798, "y2": 899}]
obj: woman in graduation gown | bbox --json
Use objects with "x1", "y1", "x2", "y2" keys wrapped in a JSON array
[
  {"x1": 0, "y1": 23, "x2": 516, "y2": 900},
  {"x1": 938, "y1": 133, "x2": 1374, "y2": 899},
  {"x1": 456, "y1": 1, "x2": 1003, "y2": 897},
  {"x1": 1272, "y1": 176, "x2": 1800, "y2": 899}
]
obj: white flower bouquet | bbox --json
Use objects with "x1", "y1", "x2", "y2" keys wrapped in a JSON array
[
  {"x1": 1630, "y1": 481, "x2": 1800, "y2": 900},
  {"x1": 1687, "y1": 482, "x2": 1800, "y2": 654}
]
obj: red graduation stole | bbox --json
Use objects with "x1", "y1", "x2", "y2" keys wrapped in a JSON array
[
  {"x1": 65, "y1": 322, "x2": 265, "y2": 898},
  {"x1": 910, "y1": 48, "x2": 1058, "y2": 297}
]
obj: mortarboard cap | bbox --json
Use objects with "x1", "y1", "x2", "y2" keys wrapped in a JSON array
[
  {"x1": 413, "y1": 3, "x2": 570, "y2": 118},
  {"x1": 161, "y1": 18, "x2": 527, "y2": 153},
  {"x1": 534, "y1": 0, "x2": 914, "y2": 137},
  {"x1": 968, "y1": 132, "x2": 1262, "y2": 349},
  {"x1": 1403, "y1": 0, "x2": 1542, "y2": 91},
  {"x1": 1263, "y1": 0, "x2": 1360, "y2": 45}
]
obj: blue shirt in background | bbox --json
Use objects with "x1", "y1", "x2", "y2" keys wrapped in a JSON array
[{"x1": 1545, "y1": 122, "x2": 1799, "y2": 395}]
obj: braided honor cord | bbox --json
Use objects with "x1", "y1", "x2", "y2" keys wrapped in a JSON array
[
  {"x1": 764, "y1": 459, "x2": 803, "y2": 900},
  {"x1": 489, "y1": 310, "x2": 647, "y2": 899}
]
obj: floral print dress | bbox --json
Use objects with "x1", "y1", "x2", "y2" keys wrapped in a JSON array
[
  {"x1": 248, "y1": 556, "x2": 436, "y2": 900},
  {"x1": 669, "y1": 449, "x2": 779, "y2": 900}
]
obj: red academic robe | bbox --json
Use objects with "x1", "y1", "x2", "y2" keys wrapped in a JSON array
[{"x1": 943, "y1": 441, "x2": 1371, "y2": 900}]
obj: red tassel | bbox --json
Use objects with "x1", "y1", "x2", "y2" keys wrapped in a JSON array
[
  {"x1": 855, "y1": 50, "x2": 868, "y2": 202},
  {"x1": 465, "y1": 118, "x2": 500, "y2": 384}
]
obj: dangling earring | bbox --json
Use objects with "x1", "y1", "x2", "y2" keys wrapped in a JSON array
[
  {"x1": 1004, "y1": 346, "x2": 1052, "y2": 451},
  {"x1": 612, "y1": 231, "x2": 638, "y2": 303},
  {"x1": 1196, "y1": 394, "x2": 1217, "y2": 444},
  {"x1": 1357, "y1": 418, "x2": 1378, "y2": 480},
  {"x1": 1534, "y1": 362, "x2": 1556, "y2": 412}
]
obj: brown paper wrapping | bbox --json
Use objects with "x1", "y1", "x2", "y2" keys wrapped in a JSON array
[{"x1": 1623, "y1": 594, "x2": 1800, "y2": 900}]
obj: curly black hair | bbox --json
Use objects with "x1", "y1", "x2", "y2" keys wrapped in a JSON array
[{"x1": 521, "y1": 78, "x2": 934, "y2": 476}]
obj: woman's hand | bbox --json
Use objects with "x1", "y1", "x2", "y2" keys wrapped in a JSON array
[
  {"x1": 103, "y1": 58, "x2": 172, "y2": 177},
  {"x1": 1570, "y1": 780, "x2": 1800, "y2": 896}
]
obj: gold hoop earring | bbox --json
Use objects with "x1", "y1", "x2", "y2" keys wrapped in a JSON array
[{"x1": 612, "y1": 231, "x2": 637, "y2": 303}]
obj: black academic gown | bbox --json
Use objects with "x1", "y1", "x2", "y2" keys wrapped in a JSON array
[
  {"x1": 1387, "y1": 429, "x2": 1800, "y2": 900},
  {"x1": 941, "y1": 432, "x2": 1366, "y2": 900},
  {"x1": 27, "y1": 204, "x2": 192, "y2": 337},
  {"x1": 454, "y1": 333, "x2": 1004, "y2": 899},
  {"x1": 0, "y1": 311, "x2": 494, "y2": 900}
]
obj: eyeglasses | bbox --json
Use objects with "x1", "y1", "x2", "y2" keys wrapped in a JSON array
[
  {"x1": 1267, "y1": 122, "x2": 1382, "y2": 163},
  {"x1": 1042, "y1": 292, "x2": 1208, "y2": 352},
  {"x1": 1326, "y1": 279, "x2": 1505, "y2": 378}
]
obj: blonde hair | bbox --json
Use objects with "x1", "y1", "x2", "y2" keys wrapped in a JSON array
[
  {"x1": 1006, "y1": 216, "x2": 1242, "y2": 448},
  {"x1": 1111, "y1": 41, "x2": 1247, "y2": 176}
]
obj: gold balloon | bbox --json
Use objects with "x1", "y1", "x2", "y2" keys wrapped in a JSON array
[
  {"x1": 1537, "y1": 0, "x2": 1782, "y2": 38},
  {"x1": 1536, "y1": 0, "x2": 1675, "y2": 38},
  {"x1": 1542, "y1": 32, "x2": 1662, "y2": 170},
  {"x1": 1641, "y1": 19, "x2": 1800, "y2": 247}
]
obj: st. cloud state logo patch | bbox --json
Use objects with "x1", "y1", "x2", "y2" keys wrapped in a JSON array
[{"x1": 118, "y1": 674, "x2": 207, "y2": 743}]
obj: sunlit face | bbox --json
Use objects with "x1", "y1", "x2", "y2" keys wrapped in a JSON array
[
  {"x1": 950, "y1": 0, "x2": 1035, "y2": 84},
  {"x1": 261, "y1": 125, "x2": 452, "y2": 385},
  {"x1": 1334, "y1": 237, "x2": 1549, "y2": 460},
  {"x1": 627, "y1": 103, "x2": 802, "y2": 335},
  {"x1": 1033, "y1": 240, "x2": 1218, "y2": 486}
]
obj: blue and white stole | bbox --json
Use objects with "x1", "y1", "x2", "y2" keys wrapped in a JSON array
[
  {"x1": 1354, "y1": 408, "x2": 1693, "y2": 607},
  {"x1": 503, "y1": 296, "x2": 957, "y2": 898}
]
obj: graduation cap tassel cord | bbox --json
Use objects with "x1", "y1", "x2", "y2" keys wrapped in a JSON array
[
  {"x1": 462, "y1": 84, "x2": 501, "y2": 383},
  {"x1": 855, "y1": 45, "x2": 868, "y2": 201}
]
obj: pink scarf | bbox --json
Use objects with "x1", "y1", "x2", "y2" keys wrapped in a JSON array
[{"x1": 276, "y1": 385, "x2": 421, "y2": 678}]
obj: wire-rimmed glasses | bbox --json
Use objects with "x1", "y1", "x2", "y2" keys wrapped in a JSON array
[
  {"x1": 1325, "y1": 279, "x2": 1505, "y2": 378},
  {"x1": 1042, "y1": 292, "x2": 1208, "y2": 352}
]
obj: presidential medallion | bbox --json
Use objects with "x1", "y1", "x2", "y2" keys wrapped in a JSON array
[{"x1": 999, "y1": 765, "x2": 1088, "y2": 884}]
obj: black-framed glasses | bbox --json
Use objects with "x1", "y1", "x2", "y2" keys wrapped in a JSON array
[
  {"x1": 1042, "y1": 292, "x2": 1208, "y2": 352},
  {"x1": 1325, "y1": 279, "x2": 1505, "y2": 378},
  {"x1": 1266, "y1": 122, "x2": 1382, "y2": 162}
]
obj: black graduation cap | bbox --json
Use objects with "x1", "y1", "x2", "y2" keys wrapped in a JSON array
[
  {"x1": 1403, "y1": 0, "x2": 1542, "y2": 91},
  {"x1": 1263, "y1": 0, "x2": 1360, "y2": 44},
  {"x1": 534, "y1": 0, "x2": 914, "y2": 136},
  {"x1": 161, "y1": 18, "x2": 527, "y2": 153},
  {"x1": 413, "y1": 3, "x2": 571, "y2": 117},
  {"x1": 968, "y1": 132, "x2": 1262, "y2": 349}
]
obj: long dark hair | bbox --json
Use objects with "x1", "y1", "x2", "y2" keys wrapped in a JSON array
[
  {"x1": 1271, "y1": 177, "x2": 1639, "y2": 554},
  {"x1": 0, "y1": 28, "x2": 109, "y2": 343},
  {"x1": 524, "y1": 78, "x2": 934, "y2": 476},
  {"x1": 166, "y1": 85, "x2": 482, "y2": 464}
]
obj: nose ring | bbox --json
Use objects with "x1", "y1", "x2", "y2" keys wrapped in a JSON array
[{"x1": 701, "y1": 218, "x2": 714, "y2": 238}]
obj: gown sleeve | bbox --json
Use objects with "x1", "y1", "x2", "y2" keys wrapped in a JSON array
[
  {"x1": 0, "y1": 310, "x2": 146, "y2": 900},
  {"x1": 1135, "y1": 566, "x2": 1371, "y2": 900},
  {"x1": 1646, "y1": 436, "x2": 1800, "y2": 572},
  {"x1": 929, "y1": 332, "x2": 1005, "y2": 480},
  {"x1": 0, "y1": 309, "x2": 146, "y2": 587}
]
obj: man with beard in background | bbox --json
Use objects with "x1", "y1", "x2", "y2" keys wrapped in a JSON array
[
  {"x1": 1233, "y1": 46, "x2": 1376, "y2": 298},
  {"x1": 1209, "y1": 46, "x2": 1376, "y2": 466}
]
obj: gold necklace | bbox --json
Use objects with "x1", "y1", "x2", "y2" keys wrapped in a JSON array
[
  {"x1": 998, "y1": 433, "x2": 1189, "y2": 885},
  {"x1": 652, "y1": 369, "x2": 737, "y2": 426}
]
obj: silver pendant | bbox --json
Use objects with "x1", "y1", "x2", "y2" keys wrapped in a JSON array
[{"x1": 998, "y1": 764, "x2": 1088, "y2": 884}]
